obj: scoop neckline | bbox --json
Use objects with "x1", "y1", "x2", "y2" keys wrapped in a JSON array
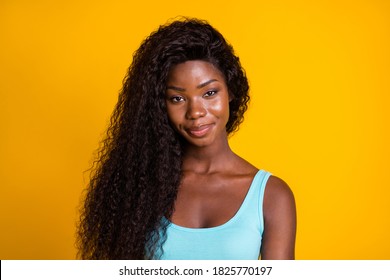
[{"x1": 165, "y1": 169, "x2": 264, "y2": 232}]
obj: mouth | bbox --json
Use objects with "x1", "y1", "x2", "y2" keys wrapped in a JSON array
[{"x1": 186, "y1": 124, "x2": 213, "y2": 138}]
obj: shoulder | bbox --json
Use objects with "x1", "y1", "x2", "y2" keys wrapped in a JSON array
[
  {"x1": 263, "y1": 175, "x2": 296, "y2": 222},
  {"x1": 261, "y1": 175, "x2": 297, "y2": 259},
  {"x1": 265, "y1": 175, "x2": 294, "y2": 201}
]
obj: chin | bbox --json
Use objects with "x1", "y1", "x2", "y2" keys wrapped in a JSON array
[
  {"x1": 186, "y1": 140, "x2": 211, "y2": 148},
  {"x1": 186, "y1": 135, "x2": 220, "y2": 148}
]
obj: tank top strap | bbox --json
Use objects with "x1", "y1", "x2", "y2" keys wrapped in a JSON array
[{"x1": 242, "y1": 169, "x2": 272, "y2": 234}]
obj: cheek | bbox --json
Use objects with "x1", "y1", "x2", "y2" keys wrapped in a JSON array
[
  {"x1": 208, "y1": 98, "x2": 230, "y2": 119},
  {"x1": 166, "y1": 105, "x2": 182, "y2": 126}
]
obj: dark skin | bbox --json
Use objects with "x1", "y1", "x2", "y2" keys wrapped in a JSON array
[{"x1": 165, "y1": 60, "x2": 296, "y2": 260}]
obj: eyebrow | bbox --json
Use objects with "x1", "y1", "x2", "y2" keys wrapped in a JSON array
[
  {"x1": 197, "y1": 79, "x2": 218, "y2": 89},
  {"x1": 166, "y1": 79, "x2": 219, "y2": 92}
]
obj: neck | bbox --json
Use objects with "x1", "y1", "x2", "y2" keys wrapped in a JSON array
[{"x1": 182, "y1": 133, "x2": 236, "y2": 174}]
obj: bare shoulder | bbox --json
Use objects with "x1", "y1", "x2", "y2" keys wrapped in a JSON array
[
  {"x1": 261, "y1": 175, "x2": 296, "y2": 259},
  {"x1": 264, "y1": 175, "x2": 295, "y2": 207}
]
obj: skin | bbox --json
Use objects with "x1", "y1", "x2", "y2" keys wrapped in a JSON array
[{"x1": 165, "y1": 60, "x2": 296, "y2": 260}]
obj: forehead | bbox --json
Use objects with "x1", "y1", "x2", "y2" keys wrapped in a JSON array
[{"x1": 167, "y1": 60, "x2": 225, "y2": 84}]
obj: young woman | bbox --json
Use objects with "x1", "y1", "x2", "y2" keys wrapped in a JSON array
[{"x1": 78, "y1": 18, "x2": 296, "y2": 260}]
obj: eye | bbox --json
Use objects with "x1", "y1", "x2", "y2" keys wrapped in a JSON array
[
  {"x1": 169, "y1": 96, "x2": 185, "y2": 103},
  {"x1": 203, "y1": 90, "x2": 218, "y2": 98}
]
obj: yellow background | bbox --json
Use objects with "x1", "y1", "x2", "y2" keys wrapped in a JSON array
[{"x1": 1, "y1": 0, "x2": 389, "y2": 259}]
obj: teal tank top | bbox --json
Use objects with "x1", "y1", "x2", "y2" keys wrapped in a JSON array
[{"x1": 157, "y1": 170, "x2": 271, "y2": 260}]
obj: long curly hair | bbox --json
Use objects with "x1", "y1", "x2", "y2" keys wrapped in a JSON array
[{"x1": 77, "y1": 18, "x2": 250, "y2": 259}]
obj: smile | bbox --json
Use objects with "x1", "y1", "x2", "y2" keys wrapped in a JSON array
[{"x1": 186, "y1": 124, "x2": 213, "y2": 137}]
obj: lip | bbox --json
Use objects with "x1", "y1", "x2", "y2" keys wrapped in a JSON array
[{"x1": 186, "y1": 124, "x2": 213, "y2": 137}]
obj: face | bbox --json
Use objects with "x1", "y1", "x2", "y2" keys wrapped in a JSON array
[{"x1": 165, "y1": 60, "x2": 230, "y2": 148}]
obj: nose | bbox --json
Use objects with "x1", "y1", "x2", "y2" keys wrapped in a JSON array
[{"x1": 185, "y1": 99, "x2": 206, "y2": 120}]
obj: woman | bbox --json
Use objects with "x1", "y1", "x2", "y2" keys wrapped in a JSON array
[{"x1": 78, "y1": 18, "x2": 296, "y2": 260}]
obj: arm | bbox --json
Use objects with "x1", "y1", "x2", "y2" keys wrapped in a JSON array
[{"x1": 260, "y1": 175, "x2": 296, "y2": 259}]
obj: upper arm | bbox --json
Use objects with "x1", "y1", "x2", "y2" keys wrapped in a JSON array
[{"x1": 260, "y1": 175, "x2": 296, "y2": 260}]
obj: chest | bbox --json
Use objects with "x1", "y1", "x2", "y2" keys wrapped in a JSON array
[
  {"x1": 160, "y1": 219, "x2": 262, "y2": 259},
  {"x1": 170, "y1": 173, "x2": 254, "y2": 228}
]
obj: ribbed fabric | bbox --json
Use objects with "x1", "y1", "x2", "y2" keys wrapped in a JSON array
[{"x1": 157, "y1": 170, "x2": 271, "y2": 260}]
